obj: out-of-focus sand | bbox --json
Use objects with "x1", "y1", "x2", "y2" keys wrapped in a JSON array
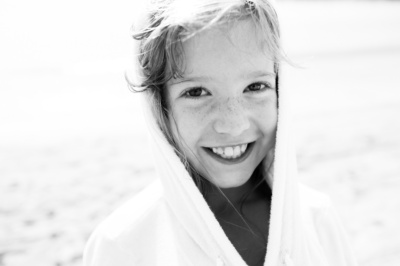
[{"x1": 1, "y1": 1, "x2": 399, "y2": 265}]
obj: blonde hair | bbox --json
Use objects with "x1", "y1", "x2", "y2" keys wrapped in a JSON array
[{"x1": 127, "y1": 0, "x2": 283, "y2": 190}]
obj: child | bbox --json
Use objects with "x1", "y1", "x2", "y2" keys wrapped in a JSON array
[{"x1": 83, "y1": 0, "x2": 358, "y2": 265}]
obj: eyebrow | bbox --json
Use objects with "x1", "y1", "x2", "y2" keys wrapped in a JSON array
[
  {"x1": 170, "y1": 76, "x2": 212, "y2": 85},
  {"x1": 242, "y1": 70, "x2": 276, "y2": 80},
  {"x1": 169, "y1": 70, "x2": 276, "y2": 86}
]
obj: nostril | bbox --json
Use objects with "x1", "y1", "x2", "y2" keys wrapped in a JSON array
[{"x1": 213, "y1": 115, "x2": 250, "y2": 136}]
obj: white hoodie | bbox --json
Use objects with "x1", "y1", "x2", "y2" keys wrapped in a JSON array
[
  {"x1": 82, "y1": 67, "x2": 358, "y2": 266},
  {"x1": 83, "y1": 1, "x2": 358, "y2": 265}
]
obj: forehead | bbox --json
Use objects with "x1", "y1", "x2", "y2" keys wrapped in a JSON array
[{"x1": 179, "y1": 20, "x2": 275, "y2": 80}]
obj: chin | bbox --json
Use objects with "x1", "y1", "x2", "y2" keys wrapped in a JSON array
[{"x1": 210, "y1": 172, "x2": 252, "y2": 188}]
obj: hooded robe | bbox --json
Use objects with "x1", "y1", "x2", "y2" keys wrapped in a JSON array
[
  {"x1": 82, "y1": 68, "x2": 358, "y2": 266},
  {"x1": 83, "y1": 1, "x2": 358, "y2": 265}
]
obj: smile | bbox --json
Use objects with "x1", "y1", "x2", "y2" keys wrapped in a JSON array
[
  {"x1": 204, "y1": 142, "x2": 255, "y2": 164},
  {"x1": 211, "y1": 144, "x2": 248, "y2": 159}
]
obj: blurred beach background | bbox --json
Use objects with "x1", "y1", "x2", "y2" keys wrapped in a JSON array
[{"x1": 0, "y1": 0, "x2": 399, "y2": 265}]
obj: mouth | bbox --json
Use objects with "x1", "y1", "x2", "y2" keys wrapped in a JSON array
[{"x1": 203, "y1": 142, "x2": 255, "y2": 165}]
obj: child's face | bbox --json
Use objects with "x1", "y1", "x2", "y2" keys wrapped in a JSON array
[{"x1": 166, "y1": 20, "x2": 277, "y2": 188}]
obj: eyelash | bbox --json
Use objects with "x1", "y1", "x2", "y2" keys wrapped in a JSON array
[
  {"x1": 182, "y1": 87, "x2": 210, "y2": 99},
  {"x1": 181, "y1": 82, "x2": 273, "y2": 99},
  {"x1": 244, "y1": 82, "x2": 273, "y2": 93}
]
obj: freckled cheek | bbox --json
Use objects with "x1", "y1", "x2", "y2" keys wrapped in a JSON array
[
  {"x1": 251, "y1": 98, "x2": 278, "y2": 130},
  {"x1": 170, "y1": 105, "x2": 209, "y2": 145}
]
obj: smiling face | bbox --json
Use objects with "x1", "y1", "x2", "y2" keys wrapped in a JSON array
[{"x1": 166, "y1": 20, "x2": 278, "y2": 188}]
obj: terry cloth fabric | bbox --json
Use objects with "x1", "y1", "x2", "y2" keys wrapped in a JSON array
[
  {"x1": 82, "y1": 0, "x2": 358, "y2": 265},
  {"x1": 82, "y1": 66, "x2": 358, "y2": 265}
]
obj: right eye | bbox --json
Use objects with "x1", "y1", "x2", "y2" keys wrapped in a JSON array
[{"x1": 183, "y1": 87, "x2": 209, "y2": 98}]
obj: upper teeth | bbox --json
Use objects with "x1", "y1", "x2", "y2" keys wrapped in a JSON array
[{"x1": 211, "y1": 144, "x2": 248, "y2": 159}]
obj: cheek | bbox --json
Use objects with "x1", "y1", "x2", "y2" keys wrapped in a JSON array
[
  {"x1": 253, "y1": 95, "x2": 278, "y2": 133},
  {"x1": 169, "y1": 104, "x2": 207, "y2": 147}
]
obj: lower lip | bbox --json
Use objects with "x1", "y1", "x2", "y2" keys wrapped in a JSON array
[{"x1": 203, "y1": 142, "x2": 255, "y2": 165}]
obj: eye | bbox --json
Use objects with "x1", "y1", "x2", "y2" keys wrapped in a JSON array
[
  {"x1": 183, "y1": 87, "x2": 209, "y2": 98},
  {"x1": 244, "y1": 82, "x2": 272, "y2": 93}
]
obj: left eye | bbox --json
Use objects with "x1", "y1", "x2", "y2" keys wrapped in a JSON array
[{"x1": 245, "y1": 83, "x2": 270, "y2": 92}]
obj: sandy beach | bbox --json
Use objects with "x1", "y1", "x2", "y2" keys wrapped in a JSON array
[{"x1": 1, "y1": 1, "x2": 399, "y2": 265}]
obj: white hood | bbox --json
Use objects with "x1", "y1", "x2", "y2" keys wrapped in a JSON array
[
  {"x1": 83, "y1": 67, "x2": 358, "y2": 266},
  {"x1": 83, "y1": 1, "x2": 358, "y2": 264},
  {"x1": 135, "y1": 67, "x2": 355, "y2": 265}
]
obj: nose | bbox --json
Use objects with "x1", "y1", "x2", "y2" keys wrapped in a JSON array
[{"x1": 213, "y1": 97, "x2": 250, "y2": 136}]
